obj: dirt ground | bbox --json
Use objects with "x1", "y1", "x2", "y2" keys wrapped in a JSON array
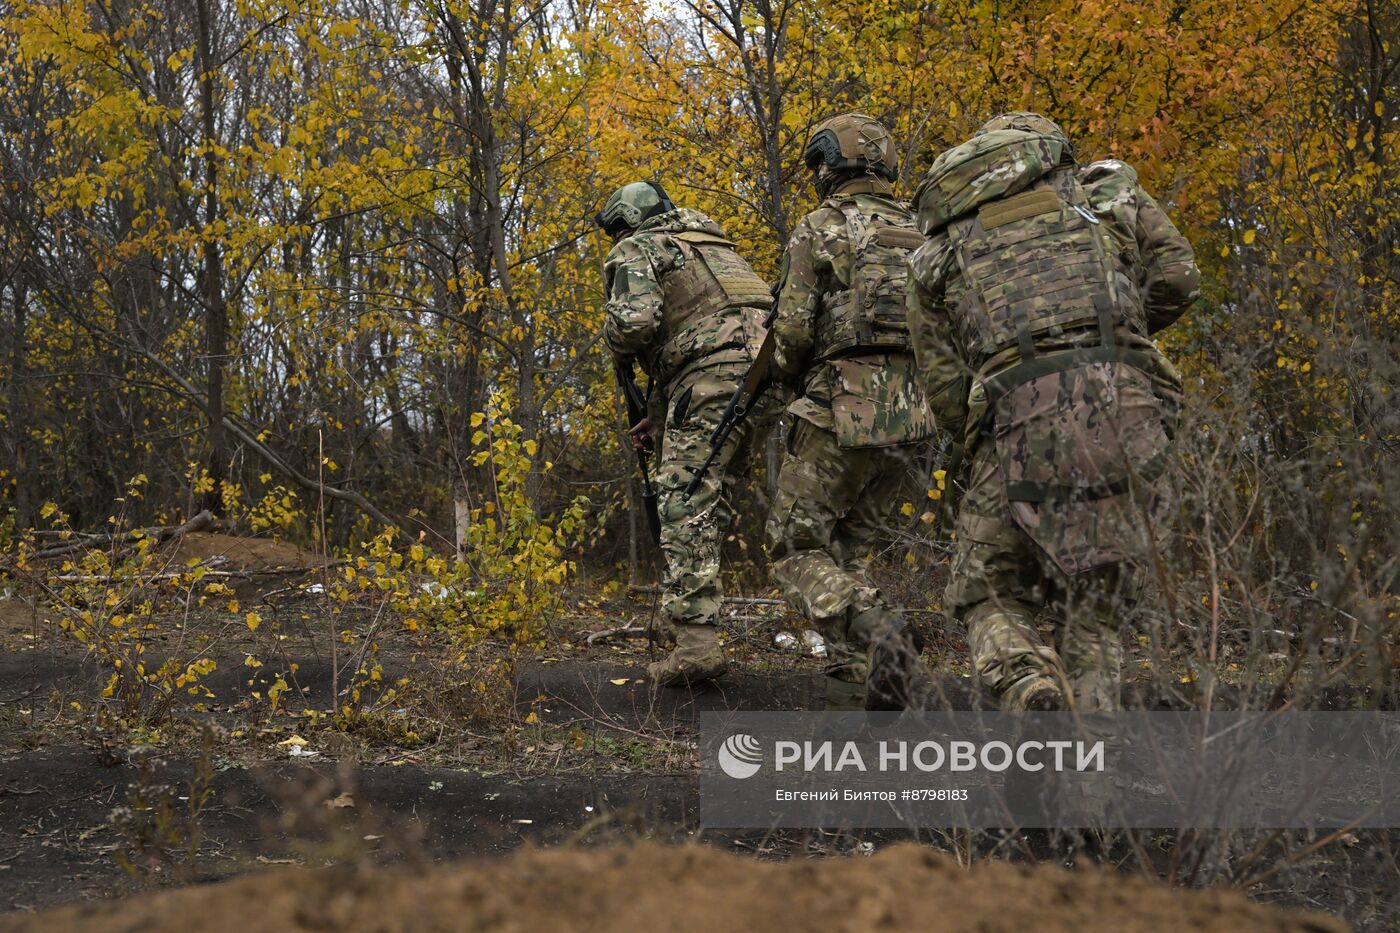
[
  {"x1": 0, "y1": 598, "x2": 51, "y2": 641},
  {"x1": 0, "y1": 535, "x2": 1394, "y2": 930},
  {"x1": 0, "y1": 841, "x2": 1349, "y2": 933}
]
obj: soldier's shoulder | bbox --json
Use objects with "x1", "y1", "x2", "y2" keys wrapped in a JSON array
[
  {"x1": 1080, "y1": 160, "x2": 1149, "y2": 216},
  {"x1": 605, "y1": 235, "x2": 650, "y2": 264},
  {"x1": 664, "y1": 208, "x2": 728, "y2": 238},
  {"x1": 821, "y1": 192, "x2": 915, "y2": 227},
  {"x1": 868, "y1": 195, "x2": 917, "y2": 228},
  {"x1": 799, "y1": 203, "x2": 848, "y2": 233},
  {"x1": 1079, "y1": 159, "x2": 1141, "y2": 196},
  {"x1": 1080, "y1": 158, "x2": 1139, "y2": 182}
]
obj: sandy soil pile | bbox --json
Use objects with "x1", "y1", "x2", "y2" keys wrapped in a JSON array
[
  {"x1": 0, "y1": 534, "x2": 317, "y2": 641},
  {"x1": 0, "y1": 598, "x2": 51, "y2": 638},
  {"x1": 0, "y1": 842, "x2": 1347, "y2": 933},
  {"x1": 170, "y1": 532, "x2": 321, "y2": 571}
]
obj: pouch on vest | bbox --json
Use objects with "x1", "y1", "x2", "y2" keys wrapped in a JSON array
[
  {"x1": 830, "y1": 355, "x2": 937, "y2": 449},
  {"x1": 814, "y1": 203, "x2": 926, "y2": 359}
]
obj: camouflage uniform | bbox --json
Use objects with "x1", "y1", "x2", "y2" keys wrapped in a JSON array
[
  {"x1": 906, "y1": 114, "x2": 1199, "y2": 711},
  {"x1": 602, "y1": 201, "x2": 774, "y2": 685},
  {"x1": 765, "y1": 115, "x2": 936, "y2": 707}
]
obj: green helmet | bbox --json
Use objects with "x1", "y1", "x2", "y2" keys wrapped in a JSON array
[
  {"x1": 978, "y1": 111, "x2": 1076, "y2": 160},
  {"x1": 595, "y1": 181, "x2": 676, "y2": 239},
  {"x1": 802, "y1": 112, "x2": 898, "y2": 182}
]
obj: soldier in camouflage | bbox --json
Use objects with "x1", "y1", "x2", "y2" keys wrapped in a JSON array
[
  {"x1": 765, "y1": 113, "x2": 938, "y2": 710},
  {"x1": 598, "y1": 181, "x2": 776, "y2": 687},
  {"x1": 906, "y1": 112, "x2": 1200, "y2": 711}
]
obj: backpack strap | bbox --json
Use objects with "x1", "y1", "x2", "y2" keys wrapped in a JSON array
[{"x1": 980, "y1": 345, "x2": 1165, "y2": 405}]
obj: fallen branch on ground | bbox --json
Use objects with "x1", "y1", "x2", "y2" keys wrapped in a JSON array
[
  {"x1": 625, "y1": 585, "x2": 785, "y2": 608},
  {"x1": 6, "y1": 510, "x2": 215, "y2": 569},
  {"x1": 586, "y1": 624, "x2": 647, "y2": 645},
  {"x1": 48, "y1": 565, "x2": 321, "y2": 584}
]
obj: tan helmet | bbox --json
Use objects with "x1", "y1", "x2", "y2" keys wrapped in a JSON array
[
  {"x1": 978, "y1": 111, "x2": 1075, "y2": 159},
  {"x1": 802, "y1": 112, "x2": 898, "y2": 182}
]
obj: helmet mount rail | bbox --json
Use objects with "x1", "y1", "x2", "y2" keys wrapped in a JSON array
[{"x1": 595, "y1": 181, "x2": 676, "y2": 239}]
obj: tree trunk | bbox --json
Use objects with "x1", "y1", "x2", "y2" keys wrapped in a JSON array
[
  {"x1": 7, "y1": 279, "x2": 28, "y2": 526},
  {"x1": 195, "y1": 0, "x2": 229, "y2": 515}
]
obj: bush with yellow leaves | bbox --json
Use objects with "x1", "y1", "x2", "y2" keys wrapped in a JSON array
[
  {"x1": 328, "y1": 406, "x2": 587, "y2": 723},
  {"x1": 18, "y1": 478, "x2": 224, "y2": 726}
]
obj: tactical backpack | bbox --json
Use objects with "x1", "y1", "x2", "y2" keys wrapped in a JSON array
[
  {"x1": 913, "y1": 129, "x2": 1171, "y2": 415},
  {"x1": 914, "y1": 130, "x2": 1176, "y2": 570},
  {"x1": 813, "y1": 197, "x2": 927, "y2": 361}
]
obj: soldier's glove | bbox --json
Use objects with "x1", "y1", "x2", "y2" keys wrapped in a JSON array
[{"x1": 627, "y1": 417, "x2": 656, "y2": 452}]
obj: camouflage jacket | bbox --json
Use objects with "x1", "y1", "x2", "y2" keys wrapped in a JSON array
[
  {"x1": 603, "y1": 208, "x2": 769, "y2": 397},
  {"x1": 772, "y1": 178, "x2": 935, "y2": 448},
  {"x1": 907, "y1": 151, "x2": 1200, "y2": 445}
]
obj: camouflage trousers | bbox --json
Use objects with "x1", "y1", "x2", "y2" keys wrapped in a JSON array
[
  {"x1": 654, "y1": 363, "x2": 774, "y2": 634},
  {"x1": 946, "y1": 445, "x2": 1162, "y2": 711},
  {"x1": 765, "y1": 418, "x2": 921, "y2": 682}
]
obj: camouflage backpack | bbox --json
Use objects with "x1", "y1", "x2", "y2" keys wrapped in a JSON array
[
  {"x1": 912, "y1": 128, "x2": 1145, "y2": 371},
  {"x1": 813, "y1": 196, "x2": 927, "y2": 361},
  {"x1": 913, "y1": 128, "x2": 1070, "y2": 233},
  {"x1": 913, "y1": 129, "x2": 1175, "y2": 570}
]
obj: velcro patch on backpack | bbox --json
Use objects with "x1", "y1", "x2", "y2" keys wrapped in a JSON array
[
  {"x1": 671, "y1": 231, "x2": 735, "y2": 249},
  {"x1": 978, "y1": 187, "x2": 1063, "y2": 229}
]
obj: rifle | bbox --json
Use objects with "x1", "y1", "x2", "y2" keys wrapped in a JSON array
[
  {"x1": 683, "y1": 302, "x2": 780, "y2": 500},
  {"x1": 614, "y1": 360, "x2": 662, "y2": 545}
]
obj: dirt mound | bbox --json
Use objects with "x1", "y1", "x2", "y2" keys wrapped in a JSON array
[
  {"x1": 0, "y1": 842, "x2": 1345, "y2": 933},
  {"x1": 168, "y1": 532, "x2": 322, "y2": 572},
  {"x1": 0, "y1": 597, "x2": 53, "y2": 639}
]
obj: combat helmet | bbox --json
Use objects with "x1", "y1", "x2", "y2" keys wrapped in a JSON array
[
  {"x1": 802, "y1": 112, "x2": 898, "y2": 185},
  {"x1": 978, "y1": 111, "x2": 1076, "y2": 162},
  {"x1": 595, "y1": 181, "x2": 676, "y2": 239}
]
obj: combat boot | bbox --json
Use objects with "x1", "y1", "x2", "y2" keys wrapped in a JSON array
[
  {"x1": 647, "y1": 623, "x2": 727, "y2": 687},
  {"x1": 1004, "y1": 674, "x2": 1065, "y2": 712},
  {"x1": 823, "y1": 675, "x2": 868, "y2": 711},
  {"x1": 854, "y1": 606, "x2": 930, "y2": 711}
]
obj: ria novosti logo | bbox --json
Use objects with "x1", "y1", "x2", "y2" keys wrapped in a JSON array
[{"x1": 718, "y1": 733, "x2": 763, "y2": 779}]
